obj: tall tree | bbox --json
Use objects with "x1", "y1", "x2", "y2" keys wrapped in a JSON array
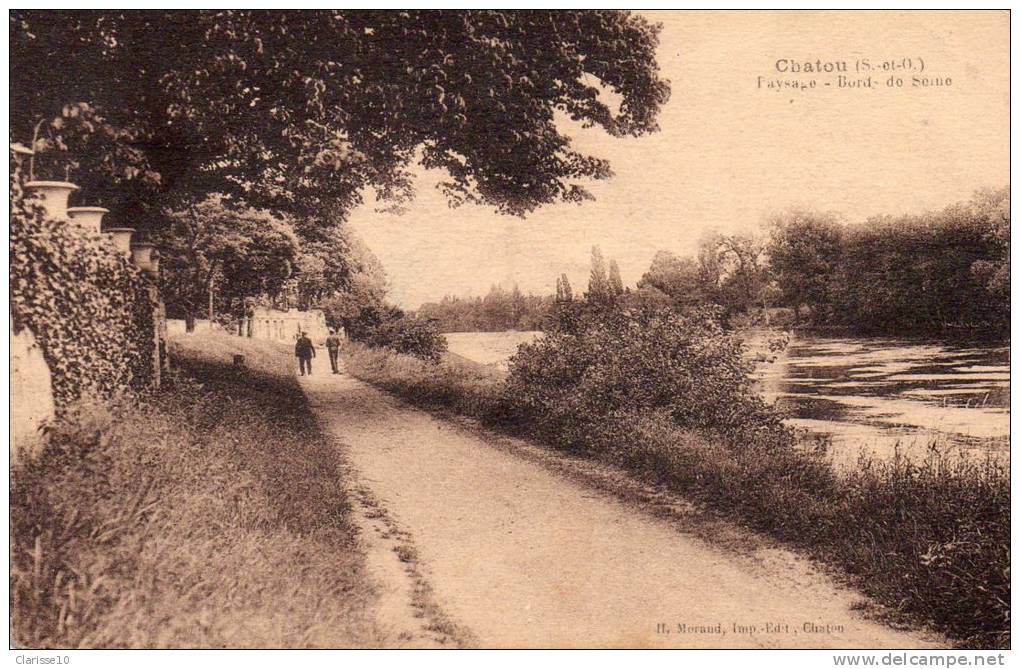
[
  {"x1": 556, "y1": 273, "x2": 574, "y2": 302},
  {"x1": 560, "y1": 274, "x2": 574, "y2": 302},
  {"x1": 637, "y1": 249, "x2": 710, "y2": 308},
  {"x1": 11, "y1": 10, "x2": 670, "y2": 234},
  {"x1": 767, "y1": 210, "x2": 844, "y2": 322},
  {"x1": 587, "y1": 246, "x2": 612, "y2": 304},
  {"x1": 608, "y1": 259, "x2": 625, "y2": 297},
  {"x1": 319, "y1": 232, "x2": 391, "y2": 334}
]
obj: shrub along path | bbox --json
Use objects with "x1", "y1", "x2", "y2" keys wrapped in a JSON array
[{"x1": 300, "y1": 371, "x2": 942, "y2": 649}]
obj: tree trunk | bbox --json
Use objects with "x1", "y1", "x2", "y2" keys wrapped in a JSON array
[
  {"x1": 185, "y1": 313, "x2": 196, "y2": 333},
  {"x1": 207, "y1": 277, "x2": 215, "y2": 324}
]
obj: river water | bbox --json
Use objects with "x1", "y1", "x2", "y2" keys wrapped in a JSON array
[
  {"x1": 748, "y1": 331, "x2": 1009, "y2": 467},
  {"x1": 445, "y1": 330, "x2": 1010, "y2": 468}
]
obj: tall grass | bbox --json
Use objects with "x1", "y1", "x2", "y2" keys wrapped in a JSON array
[
  {"x1": 343, "y1": 342, "x2": 1010, "y2": 648},
  {"x1": 11, "y1": 331, "x2": 378, "y2": 648}
]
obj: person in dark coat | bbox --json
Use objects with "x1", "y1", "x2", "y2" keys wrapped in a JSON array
[
  {"x1": 325, "y1": 329, "x2": 342, "y2": 374},
  {"x1": 295, "y1": 331, "x2": 316, "y2": 376}
]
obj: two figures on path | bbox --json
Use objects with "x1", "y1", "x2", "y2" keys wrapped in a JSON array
[{"x1": 295, "y1": 330, "x2": 343, "y2": 376}]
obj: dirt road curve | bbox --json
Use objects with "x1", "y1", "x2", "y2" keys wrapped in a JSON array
[{"x1": 300, "y1": 372, "x2": 940, "y2": 649}]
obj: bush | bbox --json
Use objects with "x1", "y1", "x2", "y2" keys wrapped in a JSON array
[
  {"x1": 359, "y1": 312, "x2": 448, "y2": 363},
  {"x1": 499, "y1": 302, "x2": 792, "y2": 451}
]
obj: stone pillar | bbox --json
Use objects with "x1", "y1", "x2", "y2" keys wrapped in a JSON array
[
  {"x1": 147, "y1": 283, "x2": 162, "y2": 389},
  {"x1": 10, "y1": 323, "x2": 55, "y2": 465},
  {"x1": 158, "y1": 298, "x2": 169, "y2": 373}
]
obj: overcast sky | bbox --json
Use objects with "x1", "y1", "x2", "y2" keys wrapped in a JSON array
[{"x1": 347, "y1": 10, "x2": 1009, "y2": 309}]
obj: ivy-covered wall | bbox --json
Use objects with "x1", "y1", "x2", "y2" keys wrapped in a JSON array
[{"x1": 10, "y1": 159, "x2": 157, "y2": 410}]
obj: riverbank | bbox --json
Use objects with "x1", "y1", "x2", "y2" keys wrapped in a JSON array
[
  {"x1": 11, "y1": 332, "x2": 379, "y2": 648},
  {"x1": 774, "y1": 323, "x2": 1009, "y2": 348},
  {"x1": 342, "y1": 342, "x2": 1010, "y2": 648}
]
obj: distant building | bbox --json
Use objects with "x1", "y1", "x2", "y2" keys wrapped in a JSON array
[{"x1": 247, "y1": 307, "x2": 330, "y2": 341}]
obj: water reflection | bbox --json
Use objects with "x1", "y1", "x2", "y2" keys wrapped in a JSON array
[{"x1": 748, "y1": 332, "x2": 1010, "y2": 467}]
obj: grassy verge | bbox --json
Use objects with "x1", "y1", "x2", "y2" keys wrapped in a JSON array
[
  {"x1": 11, "y1": 331, "x2": 378, "y2": 648},
  {"x1": 343, "y1": 341, "x2": 1009, "y2": 649}
]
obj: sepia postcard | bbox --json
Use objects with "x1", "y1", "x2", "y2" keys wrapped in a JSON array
[{"x1": 8, "y1": 8, "x2": 1010, "y2": 660}]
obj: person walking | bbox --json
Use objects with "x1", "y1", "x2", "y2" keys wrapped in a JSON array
[
  {"x1": 325, "y1": 329, "x2": 342, "y2": 374},
  {"x1": 295, "y1": 331, "x2": 316, "y2": 376}
]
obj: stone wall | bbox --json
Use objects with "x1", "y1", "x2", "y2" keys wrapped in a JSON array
[
  {"x1": 10, "y1": 144, "x2": 162, "y2": 463},
  {"x1": 10, "y1": 324, "x2": 55, "y2": 465},
  {"x1": 246, "y1": 307, "x2": 330, "y2": 342},
  {"x1": 167, "y1": 318, "x2": 218, "y2": 335}
]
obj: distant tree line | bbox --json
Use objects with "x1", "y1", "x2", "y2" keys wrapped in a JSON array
[
  {"x1": 418, "y1": 187, "x2": 1008, "y2": 339},
  {"x1": 768, "y1": 187, "x2": 1009, "y2": 336},
  {"x1": 633, "y1": 187, "x2": 1009, "y2": 338},
  {"x1": 417, "y1": 285, "x2": 556, "y2": 332}
]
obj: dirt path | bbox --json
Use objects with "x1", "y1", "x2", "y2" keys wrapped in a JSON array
[{"x1": 300, "y1": 372, "x2": 942, "y2": 649}]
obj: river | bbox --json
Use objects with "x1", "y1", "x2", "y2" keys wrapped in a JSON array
[{"x1": 748, "y1": 331, "x2": 1009, "y2": 467}]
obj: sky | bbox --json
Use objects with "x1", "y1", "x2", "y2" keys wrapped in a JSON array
[{"x1": 347, "y1": 10, "x2": 1009, "y2": 309}]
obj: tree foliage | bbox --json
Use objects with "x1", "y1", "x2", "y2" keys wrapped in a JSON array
[
  {"x1": 555, "y1": 273, "x2": 574, "y2": 303},
  {"x1": 11, "y1": 10, "x2": 670, "y2": 232},
  {"x1": 155, "y1": 196, "x2": 300, "y2": 327},
  {"x1": 637, "y1": 250, "x2": 708, "y2": 308},
  {"x1": 637, "y1": 233, "x2": 774, "y2": 322},
  {"x1": 766, "y1": 210, "x2": 845, "y2": 322},
  {"x1": 418, "y1": 284, "x2": 555, "y2": 332},
  {"x1": 607, "y1": 259, "x2": 625, "y2": 297},
  {"x1": 767, "y1": 188, "x2": 1009, "y2": 336},
  {"x1": 586, "y1": 245, "x2": 613, "y2": 304},
  {"x1": 631, "y1": 188, "x2": 1008, "y2": 337},
  {"x1": 317, "y1": 232, "x2": 390, "y2": 333}
]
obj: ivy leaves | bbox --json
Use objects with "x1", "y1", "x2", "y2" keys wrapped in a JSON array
[{"x1": 10, "y1": 167, "x2": 156, "y2": 407}]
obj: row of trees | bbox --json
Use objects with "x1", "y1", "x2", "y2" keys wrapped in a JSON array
[
  {"x1": 633, "y1": 188, "x2": 1009, "y2": 337},
  {"x1": 417, "y1": 285, "x2": 555, "y2": 332},
  {"x1": 413, "y1": 187, "x2": 1007, "y2": 340},
  {"x1": 156, "y1": 195, "x2": 388, "y2": 333},
  {"x1": 637, "y1": 232, "x2": 773, "y2": 322},
  {"x1": 416, "y1": 246, "x2": 626, "y2": 332},
  {"x1": 768, "y1": 188, "x2": 1009, "y2": 335}
]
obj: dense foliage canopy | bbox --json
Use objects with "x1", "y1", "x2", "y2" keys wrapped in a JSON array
[
  {"x1": 634, "y1": 188, "x2": 1009, "y2": 337},
  {"x1": 155, "y1": 196, "x2": 301, "y2": 327},
  {"x1": 767, "y1": 188, "x2": 1009, "y2": 336},
  {"x1": 11, "y1": 10, "x2": 670, "y2": 233}
]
